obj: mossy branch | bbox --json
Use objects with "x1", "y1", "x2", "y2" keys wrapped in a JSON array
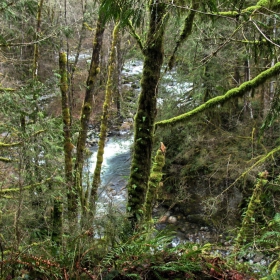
[
  {"x1": 0, "y1": 130, "x2": 45, "y2": 149},
  {"x1": 0, "y1": 157, "x2": 13, "y2": 162},
  {"x1": 127, "y1": 20, "x2": 143, "y2": 52},
  {"x1": 156, "y1": 61, "x2": 280, "y2": 128},
  {"x1": 0, "y1": 87, "x2": 16, "y2": 91},
  {"x1": 0, "y1": 178, "x2": 52, "y2": 195},
  {"x1": 0, "y1": 142, "x2": 21, "y2": 147},
  {"x1": 218, "y1": 0, "x2": 280, "y2": 17},
  {"x1": 167, "y1": 1, "x2": 198, "y2": 70}
]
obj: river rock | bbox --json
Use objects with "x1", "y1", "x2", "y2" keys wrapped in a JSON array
[
  {"x1": 253, "y1": 252, "x2": 264, "y2": 263},
  {"x1": 167, "y1": 216, "x2": 177, "y2": 224},
  {"x1": 120, "y1": 121, "x2": 133, "y2": 132},
  {"x1": 86, "y1": 138, "x2": 98, "y2": 146}
]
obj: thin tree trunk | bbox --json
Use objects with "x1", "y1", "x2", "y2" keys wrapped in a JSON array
[
  {"x1": 127, "y1": 1, "x2": 167, "y2": 224},
  {"x1": 69, "y1": 0, "x2": 88, "y2": 111},
  {"x1": 74, "y1": 10, "x2": 106, "y2": 214},
  {"x1": 115, "y1": 31, "x2": 123, "y2": 121},
  {"x1": 59, "y1": 52, "x2": 76, "y2": 215},
  {"x1": 33, "y1": 0, "x2": 43, "y2": 80},
  {"x1": 90, "y1": 21, "x2": 120, "y2": 214}
]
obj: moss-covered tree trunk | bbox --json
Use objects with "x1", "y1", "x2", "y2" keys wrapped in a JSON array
[
  {"x1": 144, "y1": 143, "x2": 166, "y2": 222},
  {"x1": 90, "y1": 22, "x2": 120, "y2": 213},
  {"x1": 51, "y1": 196, "x2": 63, "y2": 247},
  {"x1": 74, "y1": 11, "x2": 106, "y2": 214},
  {"x1": 235, "y1": 171, "x2": 268, "y2": 246},
  {"x1": 127, "y1": 1, "x2": 167, "y2": 224},
  {"x1": 59, "y1": 52, "x2": 76, "y2": 215}
]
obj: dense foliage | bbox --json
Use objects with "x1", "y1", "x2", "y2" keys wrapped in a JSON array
[{"x1": 1, "y1": 0, "x2": 280, "y2": 279}]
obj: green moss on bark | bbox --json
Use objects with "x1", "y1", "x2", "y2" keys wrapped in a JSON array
[
  {"x1": 156, "y1": 62, "x2": 280, "y2": 128},
  {"x1": 235, "y1": 172, "x2": 268, "y2": 246},
  {"x1": 90, "y1": 22, "x2": 120, "y2": 213},
  {"x1": 127, "y1": 1, "x2": 167, "y2": 224},
  {"x1": 59, "y1": 52, "x2": 76, "y2": 214},
  {"x1": 74, "y1": 11, "x2": 106, "y2": 214},
  {"x1": 168, "y1": 1, "x2": 198, "y2": 70},
  {"x1": 144, "y1": 145, "x2": 166, "y2": 222}
]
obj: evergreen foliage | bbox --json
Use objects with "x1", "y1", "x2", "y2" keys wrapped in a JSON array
[{"x1": 2, "y1": 0, "x2": 280, "y2": 278}]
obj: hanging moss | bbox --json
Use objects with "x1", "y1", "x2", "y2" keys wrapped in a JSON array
[
  {"x1": 217, "y1": 1, "x2": 280, "y2": 17},
  {"x1": 156, "y1": 61, "x2": 280, "y2": 129}
]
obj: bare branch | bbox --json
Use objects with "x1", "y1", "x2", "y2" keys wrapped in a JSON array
[
  {"x1": 250, "y1": 19, "x2": 280, "y2": 49},
  {"x1": 0, "y1": 32, "x2": 56, "y2": 47}
]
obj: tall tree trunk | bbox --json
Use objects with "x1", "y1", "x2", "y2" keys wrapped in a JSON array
[
  {"x1": 127, "y1": 1, "x2": 167, "y2": 224},
  {"x1": 59, "y1": 52, "x2": 76, "y2": 215},
  {"x1": 90, "y1": 21, "x2": 120, "y2": 214},
  {"x1": 74, "y1": 10, "x2": 106, "y2": 214}
]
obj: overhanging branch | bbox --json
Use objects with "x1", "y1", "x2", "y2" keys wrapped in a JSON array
[{"x1": 156, "y1": 62, "x2": 280, "y2": 128}]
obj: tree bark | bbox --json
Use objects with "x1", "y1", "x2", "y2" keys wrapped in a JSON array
[
  {"x1": 74, "y1": 10, "x2": 106, "y2": 214},
  {"x1": 51, "y1": 196, "x2": 63, "y2": 247},
  {"x1": 144, "y1": 143, "x2": 166, "y2": 222},
  {"x1": 59, "y1": 52, "x2": 76, "y2": 214},
  {"x1": 235, "y1": 171, "x2": 268, "y2": 246},
  {"x1": 127, "y1": 1, "x2": 167, "y2": 224},
  {"x1": 90, "y1": 21, "x2": 120, "y2": 214}
]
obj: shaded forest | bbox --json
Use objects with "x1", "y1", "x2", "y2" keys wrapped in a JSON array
[{"x1": 1, "y1": 0, "x2": 280, "y2": 279}]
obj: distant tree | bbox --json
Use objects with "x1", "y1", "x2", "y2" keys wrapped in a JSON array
[
  {"x1": 74, "y1": 8, "x2": 106, "y2": 215},
  {"x1": 90, "y1": 21, "x2": 120, "y2": 213}
]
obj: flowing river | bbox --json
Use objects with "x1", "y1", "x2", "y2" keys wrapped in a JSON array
[
  {"x1": 87, "y1": 133, "x2": 133, "y2": 217},
  {"x1": 84, "y1": 60, "x2": 272, "y2": 269}
]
